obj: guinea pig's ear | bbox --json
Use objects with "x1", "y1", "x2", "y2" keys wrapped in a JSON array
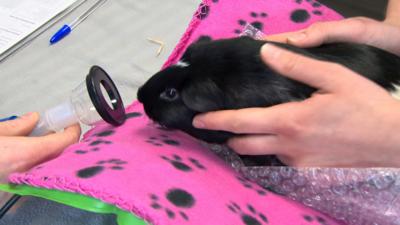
[{"x1": 181, "y1": 77, "x2": 224, "y2": 112}]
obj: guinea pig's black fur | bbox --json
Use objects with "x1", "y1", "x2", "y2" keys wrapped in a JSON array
[{"x1": 137, "y1": 36, "x2": 400, "y2": 165}]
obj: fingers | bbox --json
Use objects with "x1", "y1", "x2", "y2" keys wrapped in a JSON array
[
  {"x1": 227, "y1": 134, "x2": 283, "y2": 155},
  {"x1": 0, "y1": 124, "x2": 81, "y2": 174},
  {"x1": 193, "y1": 103, "x2": 302, "y2": 134},
  {"x1": 264, "y1": 30, "x2": 304, "y2": 44},
  {"x1": 260, "y1": 43, "x2": 362, "y2": 92},
  {"x1": 285, "y1": 19, "x2": 365, "y2": 47},
  {"x1": 0, "y1": 112, "x2": 39, "y2": 136},
  {"x1": 265, "y1": 18, "x2": 373, "y2": 48},
  {"x1": 267, "y1": 18, "x2": 400, "y2": 56},
  {"x1": 39, "y1": 124, "x2": 81, "y2": 156}
]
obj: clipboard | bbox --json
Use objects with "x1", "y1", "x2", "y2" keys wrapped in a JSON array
[{"x1": 0, "y1": 0, "x2": 87, "y2": 62}]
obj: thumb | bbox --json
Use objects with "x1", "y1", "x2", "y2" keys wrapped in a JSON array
[{"x1": 0, "y1": 112, "x2": 40, "y2": 136}]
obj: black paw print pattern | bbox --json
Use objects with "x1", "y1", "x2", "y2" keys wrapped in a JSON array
[
  {"x1": 76, "y1": 159, "x2": 127, "y2": 178},
  {"x1": 85, "y1": 128, "x2": 115, "y2": 145},
  {"x1": 83, "y1": 138, "x2": 92, "y2": 143},
  {"x1": 237, "y1": 176, "x2": 269, "y2": 196},
  {"x1": 227, "y1": 202, "x2": 268, "y2": 225},
  {"x1": 149, "y1": 188, "x2": 195, "y2": 221},
  {"x1": 303, "y1": 214, "x2": 329, "y2": 225},
  {"x1": 296, "y1": 0, "x2": 322, "y2": 8},
  {"x1": 94, "y1": 130, "x2": 115, "y2": 137},
  {"x1": 291, "y1": 0, "x2": 322, "y2": 23},
  {"x1": 74, "y1": 147, "x2": 100, "y2": 154},
  {"x1": 145, "y1": 134, "x2": 181, "y2": 147},
  {"x1": 161, "y1": 154, "x2": 206, "y2": 172},
  {"x1": 234, "y1": 11, "x2": 268, "y2": 34},
  {"x1": 126, "y1": 112, "x2": 142, "y2": 119},
  {"x1": 196, "y1": 3, "x2": 210, "y2": 20},
  {"x1": 88, "y1": 139, "x2": 113, "y2": 146}
]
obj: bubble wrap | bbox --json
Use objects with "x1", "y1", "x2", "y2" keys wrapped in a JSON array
[
  {"x1": 204, "y1": 143, "x2": 400, "y2": 225},
  {"x1": 202, "y1": 24, "x2": 400, "y2": 225}
]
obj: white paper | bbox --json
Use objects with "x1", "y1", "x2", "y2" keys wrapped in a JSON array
[{"x1": 0, "y1": 0, "x2": 77, "y2": 55}]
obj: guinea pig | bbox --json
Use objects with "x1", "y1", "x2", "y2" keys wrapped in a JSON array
[{"x1": 137, "y1": 36, "x2": 400, "y2": 165}]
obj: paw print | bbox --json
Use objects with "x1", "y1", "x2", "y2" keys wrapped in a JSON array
[
  {"x1": 161, "y1": 154, "x2": 206, "y2": 172},
  {"x1": 94, "y1": 130, "x2": 115, "y2": 137},
  {"x1": 76, "y1": 158, "x2": 127, "y2": 178},
  {"x1": 145, "y1": 134, "x2": 181, "y2": 147},
  {"x1": 83, "y1": 138, "x2": 92, "y2": 143},
  {"x1": 149, "y1": 188, "x2": 195, "y2": 221},
  {"x1": 296, "y1": 0, "x2": 322, "y2": 8},
  {"x1": 126, "y1": 112, "x2": 142, "y2": 119},
  {"x1": 74, "y1": 147, "x2": 100, "y2": 154},
  {"x1": 237, "y1": 176, "x2": 269, "y2": 196},
  {"x1": 234, "y1": 11, "x2": 268, "y2": 34},
  {"x1": 291, "y1": 0, "x2": 322, "y2": 23},
  {"x1": 227, "y1": 201, "x2": 268, "y2": 225},
  {"x1": 196, "y1": 3, "x2": 210, "y2": 20},
  {"x1": 88, "y1": 139, "x2": 113, "y2": 146},
  {"x1": 303, "y1": 214, "x2": 329, "y2": 224}
]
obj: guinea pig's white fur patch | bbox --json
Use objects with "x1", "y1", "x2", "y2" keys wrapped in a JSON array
[
  {"x1": 391, "y1": 85, "x2": 400, "y2": 100},
  {"x1": 175, "y1": 61, "x2": 189, "y2": 68}
]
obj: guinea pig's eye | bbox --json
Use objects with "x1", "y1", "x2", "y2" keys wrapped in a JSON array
[{"x1": 160, "y1": 88, "x2": 179, "y2": 101}]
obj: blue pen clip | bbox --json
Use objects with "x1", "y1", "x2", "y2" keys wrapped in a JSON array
[
  {"x1": 0, "y1": 115, "x2": 18, "y2": 122},
  {"x1": 49, "y1": 25, "x2": 72, "y2": 44}
]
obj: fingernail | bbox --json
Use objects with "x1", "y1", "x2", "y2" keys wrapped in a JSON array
[
  {"x1": 261, "y1": 44, "x2": 282, "y2": 61},
  {"x1": 288, "y1": 32, "x2": 306, "y2": 43},
  {"x1": 192, "y1": 117, "x2": 205, "y2": 128}
]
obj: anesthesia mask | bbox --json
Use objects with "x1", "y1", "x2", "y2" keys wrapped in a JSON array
[{"x1": 30, "y1": 65, "x2": 127, "y2": 136}]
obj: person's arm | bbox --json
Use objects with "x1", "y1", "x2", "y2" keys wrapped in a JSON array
[
  {"x1": 0, "y1": 112, "x2": 81, "y2": 180},
  {"x1": 193, "y1": 44, "x2": 400, "y2": 167}
]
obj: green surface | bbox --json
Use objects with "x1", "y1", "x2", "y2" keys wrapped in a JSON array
[{"x1": 0, "y1": 183, "x2": 147, "y2": 225}]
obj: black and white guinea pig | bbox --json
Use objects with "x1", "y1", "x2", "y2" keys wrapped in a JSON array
[{"x1": 137, "y1": 36, "x2": 400, "y2": 144}]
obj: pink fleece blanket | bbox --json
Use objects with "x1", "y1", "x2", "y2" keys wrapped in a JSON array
[{"x1": 9, "y1": 0, "x2": 344, "y2": 224}]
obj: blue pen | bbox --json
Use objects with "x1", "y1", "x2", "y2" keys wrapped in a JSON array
[
  {"x1": 0, "y1": 115, "x2": 18, "y2": 122},
  {"x1": 50, "y1": 0, "x2": 107, "y2": 44}
]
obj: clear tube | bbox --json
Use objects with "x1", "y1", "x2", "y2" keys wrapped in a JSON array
[
  {"x1": 29, "y1": 100, "x2": 78, "y2": 136},
  {"x1": 29, "y1": 76, "x2": 134, "y2": 136},
  {"x1": 28, "y1": 81, "x2": 96, "y2": 136}
]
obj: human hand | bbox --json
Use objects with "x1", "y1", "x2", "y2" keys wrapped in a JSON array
[
  {"x1": 266, "y1": 17, "x2": 400, "y2": 56},
  {"x1": 193, "y1": 44, "x2": 400, "y2": 167},
  {"x1": 0, "y1": 112, "x2": 81, "y2": 179}
]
